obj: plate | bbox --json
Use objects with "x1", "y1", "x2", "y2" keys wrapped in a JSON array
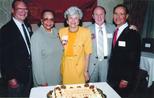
[
  {"x1": 97, "y1": 88, "x2": 107, "y2": 98},
  {"x1": 47, "y1": 90, "x2": 53, "y2": 98}
]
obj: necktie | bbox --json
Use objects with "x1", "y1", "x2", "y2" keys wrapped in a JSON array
[
  {"x1": 97, "y1": 27, "x2": 104, "y2": 59},
  {"x1": 22, "y1": 24, "x2": 30, "y2": 49},
  {"x1": 113, "y1": 28, "x2": 118, "y2": 47}
]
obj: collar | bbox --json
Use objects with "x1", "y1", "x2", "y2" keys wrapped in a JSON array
[
  {"x1": 13, "y1": 17, "x2": 23, "y2": 26},
  {"x1": 95, "y1": 23, "x2": 105, "y2": 29},
  {"x1": 118, "y1": 22, "x2": 128, "y2": 33}
]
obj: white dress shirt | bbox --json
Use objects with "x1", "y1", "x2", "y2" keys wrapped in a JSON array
[
  {"x1": 13, "y1": 17, "x2": 31, "y2": 54},
  {"x1": 95, "y1": 23, "x2": 108, "y2": 60}
]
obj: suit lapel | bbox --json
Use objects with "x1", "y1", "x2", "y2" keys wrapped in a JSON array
[
  {"x1": 11, "y1": 19, "x2": 31, "y2": 54},
  {"x1": 117, "y1": 27, "x2": 128, "y2": 41},
  {"x1": 91, "y1": 24, "x2": 97, "y2": 54},
  {"x1": 11, "y1": 20, "x2": 25, "y2": 42},
  {"x1": 24, "y1": 22, "x2": 33, "y2": 37},
  {"x1": 105, "y1": 25, "x2": 111, "y2": 55}
]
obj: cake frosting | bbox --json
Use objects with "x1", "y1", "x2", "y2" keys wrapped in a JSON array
[{"x1": 47, "y1": 83, "x2": 105, "y2": 98}]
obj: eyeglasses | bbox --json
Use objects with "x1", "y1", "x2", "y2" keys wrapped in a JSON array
[{"x1": 15, "y1": 8, "x2": 28, "y2": 12}]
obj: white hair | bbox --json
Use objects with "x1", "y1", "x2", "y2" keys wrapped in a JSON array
[{"x1": 64, "y1": 6, "x2": 83, "y2": 19}]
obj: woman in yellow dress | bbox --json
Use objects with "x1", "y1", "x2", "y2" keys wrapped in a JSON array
[{"x1": 59, "y1": 6, "x2": 92, "y2": 84}]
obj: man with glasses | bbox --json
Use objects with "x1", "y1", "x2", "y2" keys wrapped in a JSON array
[{"x1": 0, "y1": 0, "x2": 33, "y2": 97}]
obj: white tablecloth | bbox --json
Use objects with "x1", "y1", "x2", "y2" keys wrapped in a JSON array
[
  {"x1": 29, "y1": 82, "x2": 121, "y2": 98},
  {"x1": 140, "y1": 52, "x2": 154, "y2": 87}
]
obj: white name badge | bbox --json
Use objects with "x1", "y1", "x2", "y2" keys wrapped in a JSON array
[
  {"x1": 61, "y1": 35, "x2": 68, "y2": 45},
  {"x1": 118, "y1": 41, "x2": 126, "y2": 47},
  {"x1": 107, "y1": 33, "x2": 113, "y2": 38}
]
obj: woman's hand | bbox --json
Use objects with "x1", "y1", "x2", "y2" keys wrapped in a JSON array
[
  {"x1": 40, "y1": 83, "x2": 48, "y2": 86},
  {"x1": 84, "y1": 71, "x2": 89, "y2": 83}
]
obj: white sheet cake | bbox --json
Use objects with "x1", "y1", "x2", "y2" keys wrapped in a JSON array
[{"x1": 47, "y1": 83, "x2": 105, "y2": 98}]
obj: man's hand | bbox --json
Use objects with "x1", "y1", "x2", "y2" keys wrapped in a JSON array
[
  {"x1": 8, "y1": 79, "x2": 19, "y2": 88},
  {"x1": 129, "y1": 25, "x2": 138, "y2": 31},
  {"x1": 119, "y1": 80, "x2": 128, "y2": 88}
]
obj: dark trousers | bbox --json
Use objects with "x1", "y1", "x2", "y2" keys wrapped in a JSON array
[
  {"x1": 8, "y1": 69, "x2": 33, "y2": 97},
  {"x1": 8, "y1": 83, "x2": 29, "y2": 97},
  {"x1": 0, "y1": 78, "x2": 7, "y2": 97},
  {"x1": 108, "y1": 80, "x2": 134, "y2": 98}
]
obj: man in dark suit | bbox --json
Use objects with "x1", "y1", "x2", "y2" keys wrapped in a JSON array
[
  {"x1": 107, "y1": 4, "x2": 141, "y2": 97},
  {"x1": 0, "y1": 0, "x2": 33, "y2": 97}
]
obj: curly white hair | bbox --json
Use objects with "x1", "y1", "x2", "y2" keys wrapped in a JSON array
[{"x1": 64, "y1": 6, "x2": 83, "y2": 19}]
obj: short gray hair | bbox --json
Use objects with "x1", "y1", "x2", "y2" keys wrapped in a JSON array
[{"x1": 64, "y1": 6, "x2": 83, "y2": 19}]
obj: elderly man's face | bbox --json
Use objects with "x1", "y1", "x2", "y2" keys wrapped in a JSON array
[
  {"x1": 93, "y1": 7, "x2": 105, "y2": 26},
  {"x1": 67, "y1": 14, "x2": 80, "y2": 28},
  {"x1": 12, "y1": 1, "x2": 28, "y2": 22}
]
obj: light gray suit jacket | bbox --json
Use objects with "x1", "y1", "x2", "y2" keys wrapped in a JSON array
[{"x1": 87, "y1": 23, "x2": 115, "y2": 82}]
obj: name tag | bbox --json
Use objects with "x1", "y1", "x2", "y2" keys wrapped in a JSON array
[
  {"x1": 61, "y1": 35, "x2": 68, "y2": 45},
  {"x1": 145, "y1": 43, "x2": 151, "y2": 48},
  {"x1": 118, "y1": 41, "x2": 126, "y2": 47}
]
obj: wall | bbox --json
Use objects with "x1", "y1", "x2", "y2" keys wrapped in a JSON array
[
  {"x1": 98, "y1": 0, "x2": 123, "y2": 23},
  {"x1": 0, "y1": 0, "x2": 13, "y2": 28}
]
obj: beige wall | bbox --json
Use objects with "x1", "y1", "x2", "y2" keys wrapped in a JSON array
[{"x1": 98, "y1": 0, "x2": 123, "y2": 23}]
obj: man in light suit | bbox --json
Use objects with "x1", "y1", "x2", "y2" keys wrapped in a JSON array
[
  {"x1": 88, "y1": 6, "x2": 115, "y2": 82},
  {"x1": 107, "y1": 4, "x2": 141, "y2": 97},
  {"x1": 0, "y1": 0, "x2": 33, "y2": 97}
]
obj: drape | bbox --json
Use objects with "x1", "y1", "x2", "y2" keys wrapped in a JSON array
[
  {"x1": 27, "y1": 0, "x2": 97, "y2": 23},
  {"x1": 123, "y1": 0, "x2": 148, "y2": 33},
  {"x1": 142, "y1": 1, "x2": 154, "y2": 38}
]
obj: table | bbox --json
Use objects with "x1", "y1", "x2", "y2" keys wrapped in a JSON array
[
  {"x1": 140, "y1": 52, "x2": 154, "y2": 87},
  {"x1": 29, "y1": 82, "x2": 121, "y2": 98}
]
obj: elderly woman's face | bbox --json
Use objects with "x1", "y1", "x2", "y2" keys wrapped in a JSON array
[
  {"x1": 67, "y1": 14, "x2": 80, "y2": 28},
  {"x1": 41, "y1": 12, "x2": 54, "y2": 32}
]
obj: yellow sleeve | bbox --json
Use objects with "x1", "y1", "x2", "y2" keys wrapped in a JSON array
[{"x1": 84, "y1": 29, "x2": 92, "y2": 55}]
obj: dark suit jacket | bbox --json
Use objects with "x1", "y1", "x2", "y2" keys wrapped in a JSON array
[
  {"x1": 107, "y1": 26, "x2": 141, "y2": 89},
  {"x1": 0, "y1": 19, "x2": 33, "y2": 84}
]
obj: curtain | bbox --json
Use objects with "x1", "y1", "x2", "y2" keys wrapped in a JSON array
[
  {"x1": 142, "y1": 1, "x2": 154, "y2": 38},
  {"x1": 123, "y1": 0, "x2": 148, "y2": 33},
  {"x1": 27, "y1": 0, "x2": 97, "y2": 23}
]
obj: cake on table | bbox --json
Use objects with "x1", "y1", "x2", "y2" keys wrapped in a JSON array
[{"x1": 47, "y1": 83, "x2": 106, "y2": 98}]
